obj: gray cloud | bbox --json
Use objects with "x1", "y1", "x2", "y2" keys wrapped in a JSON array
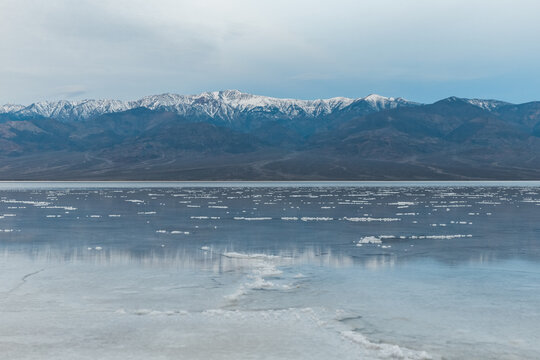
[{"x1": 2, "y1": 0, "x2": 540, "y2": 104}]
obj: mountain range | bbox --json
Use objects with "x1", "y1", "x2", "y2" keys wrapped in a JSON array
[{"x1": 1, "y1": 90, "x2": 540, "y2": 180}]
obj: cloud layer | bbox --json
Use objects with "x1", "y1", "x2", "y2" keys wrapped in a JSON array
[{"x1": 2, "y1": 0, "x2": 540, "y2": 104}]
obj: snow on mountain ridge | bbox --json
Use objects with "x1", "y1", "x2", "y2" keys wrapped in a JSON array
[
  {"x1": 1, "y1": 90, "x2": 414, "y2": 122},
  {"x1": 15, "y1": 99, "x2": 130, "y2": 120},
  {"x1": 465, "y1": 99, "x2": 510, "y2": 111},
  {"x1": 361, "y1": 94, "x2": 412, "y2": 110},
  {"x1": 0, "y1": 104, "x2": 26, "y2": 114}
]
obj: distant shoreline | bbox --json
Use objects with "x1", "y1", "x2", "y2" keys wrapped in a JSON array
[{"x1": 1, "y1": 180, "x2": 540, "y2": 189}]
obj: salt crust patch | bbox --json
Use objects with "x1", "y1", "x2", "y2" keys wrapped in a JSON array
[
  {"x1": 344, "y1": 217, "x2": 401, "y2": 222},
  {"x1": 115, "y1": 307, "x2": 434, "y2": 359},
  {"x1": 341, "y1": 331, "x2": 433, "y2": 360},
  {"x1": 357, "y1": 234, "x2": 473, "y2": 245},
  {"x1": 156, "y1": 230, "x2": 190, "y2": 235},
  {"x1": 301, "y1": 217, "x2": 333, "y2": 221},
  {"x1": 409, "y1": 234, "x2": 472, "y2": 239},
  {"x1": 358, "y1": 236, "x2": 383, "y2": 244},
  {"x1": 221, "y1": 252, "x2": 291, "y2": 302}
]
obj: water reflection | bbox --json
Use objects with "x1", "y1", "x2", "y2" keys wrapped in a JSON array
[
  {"x1": 1, "y1": 184, "x2": 540, "y2": 269},
  {"x1": 0, "y1": 245, "x2": 369, "y2": 270}
]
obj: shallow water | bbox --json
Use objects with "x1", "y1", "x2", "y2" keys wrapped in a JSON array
[{"x1": 1, "y1": 182, "x2": 539, "y2": 359}]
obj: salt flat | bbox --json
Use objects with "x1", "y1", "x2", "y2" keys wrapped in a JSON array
[{"x1": 1, "y1": 182, "x2": 539, "y2": 359}]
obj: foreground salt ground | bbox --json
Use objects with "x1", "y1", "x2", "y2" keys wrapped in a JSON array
[
  {"x1": 0, "y1": 256, "x2": 434, "y2": 360},
  {"x1": 1, "y1": 183, "x2": 540, "y2": 359}
]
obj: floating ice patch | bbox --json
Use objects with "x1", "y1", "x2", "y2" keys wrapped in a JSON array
[
  {"x1": 233, "y1": 217, "x2": 272, "y2": 221},
  {"x1": 281, "y1": 217, "x2": 299, "y2": 221},
  {"x1": 2, "y1": 200, "x2": 50, "y2": 207},
  {"x1": 43, "y1": 206, "x2": 77, "y2": 211},
  {"x1": 522, "y1": 196, "x2": 540, "y2": 203},
  {"x1": 300, "y1": 217, "x2": 333, "y2": 221},
  {"x1": 344, "y1": 217, "x2": 400, "y2": 222},
  {"x1": 431, "y1": 203, "x2": 470, "y2": 208},
  {"x1": 409, "y1": 234, "x2": 472, "y2": 240},
  {"x1": 338, "y1": 201, "x2": 368, "y2": 205},
  {"x1": 125, "y1": 199, "x2": 144, "y2": 203},
  {"x1": 379, "y1": 235, "x2": 397, "y2": 239},
  {"x1": 137, "y1": 211, "x2": 156, "y2": 215},
  {"x1": 357, "y1": 236, "x2": 382, "y2": 244}
]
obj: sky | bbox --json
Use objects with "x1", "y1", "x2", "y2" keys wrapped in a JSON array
[{"x1": 2, "y1": 0, "x2": 540, "y2": 104}]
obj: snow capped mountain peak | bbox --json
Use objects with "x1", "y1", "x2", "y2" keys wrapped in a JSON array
[
  {"x1": 12, "y1": 99, "x2": 130, "y2": 121},
  {"x1": 363, "y1": 94, "x2": 392, "y2": 102},
  {"x1": 215, "y1": 89, "x2": 244, "y2": 99},
  {"x1": 1, "y1": 90, "x2": 415, "y2": 123},
  {"x1": 0, "y1": 104, "x2": 25, "y2": 114},
  {"x1": 352, "y1": 94, "x2": 418, "y2": 112},
  {"x1": 361, "y1": 94, "x2": 396, "y2": 108},
  {"x1": 435, "y1": 97, "x2": 510, "y2": 111},
  {"x1": 465, "y1": 98, "x2": 510, "y2": 111}
]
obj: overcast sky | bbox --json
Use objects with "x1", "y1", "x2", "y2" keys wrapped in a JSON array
[{"x1": 2, "y1": 0, "x2": 540, "y2": 104}]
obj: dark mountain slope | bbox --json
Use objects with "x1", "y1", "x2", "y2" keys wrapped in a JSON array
[{"x1": 1, "y1": 97, "x2": 540, "y2": 180}]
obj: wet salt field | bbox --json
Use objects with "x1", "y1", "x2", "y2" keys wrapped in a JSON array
[{"x1": 1, "y1": 182, "x2": 540, "y2": 359}]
